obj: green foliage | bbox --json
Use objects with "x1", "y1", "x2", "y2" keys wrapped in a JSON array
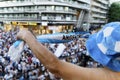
[{"x1": 108, "y1": 2, "x2": 120, "y2": 22}]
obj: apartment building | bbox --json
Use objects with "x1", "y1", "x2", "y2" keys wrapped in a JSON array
[
  {"x1": 90, "y1": 0, "x2": 109, "y2": 28},
  {"x1": 0, "y1": 0, "x2": 91, "y2": 32},
  {"x1": 0, "y1": 0, "x2": 110, "y2": 32}
]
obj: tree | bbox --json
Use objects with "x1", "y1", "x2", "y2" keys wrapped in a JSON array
[{"x1": 108, "y1": 2, "x2": 120, "y2": 22}]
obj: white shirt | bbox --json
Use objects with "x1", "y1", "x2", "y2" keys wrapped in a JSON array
[
  {"x1": 38, "y1": 75, "x2": 45, "y2": 80},
  {"x1": 4, "y1": 73, "x2": 13, "y2": 80}
]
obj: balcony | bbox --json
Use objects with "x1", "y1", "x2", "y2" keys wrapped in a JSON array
[
  {"x1": 0, "y1": 0, "x2": 90, "y2": 10},
  {"x1": 91, "y1": 20, "x2": 106, "y2": 23},
  {"x1": 0, "y1": 17, "x2": 40, "y2": 22},
  {"x1": 92, "y1": 8, "x2": 107, "y2": 14},
  {"x1": 41, "y1": 16, "x2": 76, "y2": 22},
  {"x1": 97, "y1": 0, "x2": 109, "y2": 4},
  {"x1": 34, "y1": 1, "x2": 90, "y2": 10},
  {"x1": 92, "y1": 14, "x2": 106, "y2": 18},
  {"x1": 77, "y1": 0, "x2": 90, "y2": 4},
  {"x1": 0, "y1": 17, "x2": 77, "y2": 23},
  {"x1": 0, "y1": 9, "x2": 77, "y2": 15},
  {"x1": 92, "y1": 2, "x2": 108, "y2": 9}
]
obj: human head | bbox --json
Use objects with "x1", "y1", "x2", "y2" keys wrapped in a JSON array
[{"x1": 86, "y1": 22, "x2": 120, "y2": 72}]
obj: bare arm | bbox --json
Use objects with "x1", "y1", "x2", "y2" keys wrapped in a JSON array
[{"x1": 17, "y1": 30, "x2": 120, "y2": 80}]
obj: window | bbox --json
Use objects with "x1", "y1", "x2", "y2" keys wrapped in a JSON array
[
  {"x1": 38, "y1": 6, "x2": 45, "y2": 10},
  {"x1": 46, "y1": 6, "x2": 53, "y2": 11},
  {"x1": 55, "y1": 6, "x2": 64, "y2": 11},
  {"x1": 56, "y1": 14, "x2": 62, "y2": 20},
  {"x1": 52, "y1": 6, "x2": 55, "y2": 10},
  {"x1": 65, "y1": 7, "x2": 69, "y2": 11}
]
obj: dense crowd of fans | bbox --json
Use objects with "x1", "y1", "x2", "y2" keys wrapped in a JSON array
[{"x1": 0, "y1": 28, "x2": 102, "y2": 80}]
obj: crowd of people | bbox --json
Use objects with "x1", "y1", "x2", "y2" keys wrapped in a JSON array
[{"x1": 0, "y1": 28, "x2": 102, "y2": 80}]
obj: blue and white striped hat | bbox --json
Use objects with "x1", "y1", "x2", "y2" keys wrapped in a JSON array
[{"x1": 86, "y1": 22, "x2": 120, "y2": 72}]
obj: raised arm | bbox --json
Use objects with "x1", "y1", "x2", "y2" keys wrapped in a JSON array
[{"x1": 17, "y1": 30, "x2": 120, "y2": 80}]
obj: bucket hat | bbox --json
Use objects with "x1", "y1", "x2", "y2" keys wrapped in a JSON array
[{"x1": 86, "y1": 22, "x2": 120, "y2": 72}]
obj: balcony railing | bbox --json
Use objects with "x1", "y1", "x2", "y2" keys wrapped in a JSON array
[
  {"x1": 92, "y1": 8, "x2": 107, "y2": 14},
  {"x1": 93, "y1": 2, "x2": 108, "y2": 9},
  {"x1": 0, "y1": 0, "x2": 90, "y2": 10},
  {"x1": 78, "y1": 0, "x2": 90, "y2": 4},
  {"x1": 0, "y1": 17, "x2": 40, "y2": 21},
  {"x1": 0, "y1": 17, "x2": 77, "y2": 22},
  {"x1": 92, "y1": 14, "x2": 106, "y2": 18},
  {"x1": 97, "y1": 0, "x2": 109, "y2": 4},
  {"x1": 0, "y1": 9, "x2": 77, "y2": 14},
  {"x1": 91, "y1": 20, "x2": 106, "y2": 23}
]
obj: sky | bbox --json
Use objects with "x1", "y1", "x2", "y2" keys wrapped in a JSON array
[{"x1": 110, "y1": 0, "x2": 120, "y2": 4}]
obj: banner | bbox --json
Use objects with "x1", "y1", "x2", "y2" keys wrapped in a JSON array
[
  {"x1": 54, "y1": 44, "x2": 66, "y2": 57},
  {"x1": 8, "y1": 31, "x2": 90, "y2": 61},
  {"x1": 28, "y1": 22, "x2": 37, "y2": 26},
  {"x1": 7, "y1": 41, "x2": 24, "y2": 61},
  {"x1": 36, "y1": 32, "x2": 89, "y2": 43},
  {"x1": 42, "y1": 22, "x2": 48, "y2": 26},
  {"x1": 18, "y1": 22, "x2": 28, "y2": 26},
  {"x1": 11, "y1": 21, "x2": 18, "y2": 25}
]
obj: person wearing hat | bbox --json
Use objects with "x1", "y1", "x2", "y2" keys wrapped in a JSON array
[{"x1": 17, "y1": 22, "x2": 120, "y2": 80}]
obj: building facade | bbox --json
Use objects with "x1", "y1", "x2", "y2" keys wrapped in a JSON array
[
  {"x1": 0, "y1": 0, "x2": 91, "y2": 33},
  {"x1": 90, "y1": 0, "x2": 109, "y2": 28},
  {"x1": 0, "y1": 0, "x2": 109, "y2": 32}
]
